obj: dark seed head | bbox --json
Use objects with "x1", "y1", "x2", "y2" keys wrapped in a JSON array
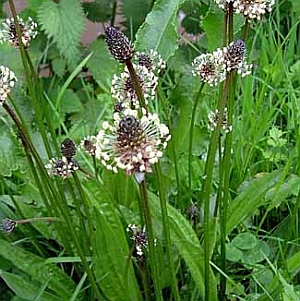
[
  {"x1": 61, "y1": 138, "x2": 76, "y2": 161},
  {"x1": 138, "y1": 53, "x2": 153, "y2": 71},
  {"x1": 117, "y1": 115, "x2": 144, "y2": 148},
  {"x1": 83, "y1": 139, "x2": 96, "y2": 156},
  {"x1": 226, "y1": 40, "x2": 246, "y2": 64},
  {"x1": 105, "y1": 26, "x2": 134, "y2": 63},
  {"x1": 1, "y1": 218, "x2": 17, "y2": 234}
]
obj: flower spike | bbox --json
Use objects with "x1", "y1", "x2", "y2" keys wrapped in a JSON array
[{"x1": 105, "y1": 26, "x2": 134, "y2": 63}]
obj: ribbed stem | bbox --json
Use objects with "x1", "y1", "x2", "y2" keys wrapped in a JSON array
[
  {"x1": 155, "y1": 163, "x2": 181, "y2": 301},
  {"x1": 219, "y1": 6, "x2": 234, "y2": 300},
  {"x1": 126, "y1": 61, "x2": 147, "y2": 111},
  {"x1": 188, "y1": 83, "x2": 205, "y2": 202},
  {"x1": 202, "y1": 73, "x2": 232, "y2": 301},
  {"x1": 16, "y1": 217, "x2": 60, "y2": 225},
  {"x1": 8, "y1": 0, "x2": 53, "y2": 157},
  {"x1": 139, "y1": 179, "x2": 163, "y2": 301}
]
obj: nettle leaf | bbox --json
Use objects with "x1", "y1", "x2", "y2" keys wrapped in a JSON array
[
  {"x1": 135, "y1": 0, "x2": 188, "y2": 61},
  {"x1": 201, "y1": 11, "x2": 223, "y2": 51},
  {"x1": 61, "y1": 89, "x2": 82, "y2": 114},
  {"x1": 27, "y1": 0, "x2": 48, "y2": 12},
  {"x1": 38, "y1": 0, "x2": 85, "y2": 68},
  {"x1": 52, "y1": 58, "x2": 67, "y2": 78},
  {"x1": 0, "y1": 130, "x2": 27, "y2": 177}
]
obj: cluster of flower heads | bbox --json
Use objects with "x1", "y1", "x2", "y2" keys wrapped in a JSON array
[
  {"x1": 215, "y1": 0, "x2": 275, "y2": 21},
  {"x1": 93, "y1": 108, "x2": 170, "y2": 175},
  {"x1": 105, "y1": 26, "x2": 166, "y2": 110},
  {"x1": 192, "y1": 39, "x2": 252, "y2": 85},
  {"x1": 45, "y1": 139, "x2": 79, "y2": 179},
  {"x1": 0, "y1": 65, "x2": 17, "y2": 104},
  {"x1": 77, "y1": 27, "x2": 170, "y2": 178},
  {"x1": 208, "y1": 107, "x2": 232, "y2": 133},
  {"x1": 0, "y1": 16, "x2": 37, "y2": 48}
]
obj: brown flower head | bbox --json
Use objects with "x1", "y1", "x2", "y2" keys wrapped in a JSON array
[
  {"x1": 105, "y1": 26, "x2": 134, "y2": 63},
  {"x1": 60, "y1": 138, "x2": 76, "y2": 162},
  {"x1": 95, "y1": 108, "x2": 170, "y2": 175}
]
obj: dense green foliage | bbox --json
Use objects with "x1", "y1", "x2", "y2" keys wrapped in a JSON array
[{"x1": 0, "y1": 0, "x2": 300, "y2": 300}]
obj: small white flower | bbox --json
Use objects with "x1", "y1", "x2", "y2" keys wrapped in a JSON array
[
  {"x1": 111, "y1": 65, "x2": 158, "y2": 109},
  {"x1": 192, "y1": 51, "x2": 226, "y2": 86},
  {"x1": 80, "y1": 135, "x2": 97, "y2": 156},
  {"x1": 0, "y1": 65, "x2": 17, "y2": 104},
  {"x1": 135, "y1": 49, "x2": 166, "y2": 74},
  {"x1": 222, "y1": 40, "x2": 252, "y2": 77},
  {"x1": 0, "y1": 16, "x2": 37, "y2": 48},
  {"x1": 208, "y1": 107, "x2": 232, "y2": 133},
  {"x1": 45, "y1": 156, "x2": 78, "y2": 179},
  {"x1": 215, "y1": 0, "x2": 275, "y2": 21}
]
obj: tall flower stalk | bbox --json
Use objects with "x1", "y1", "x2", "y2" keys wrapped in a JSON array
[{"x1": 104, "y1": 26, "x2": 181, "y2": 300}]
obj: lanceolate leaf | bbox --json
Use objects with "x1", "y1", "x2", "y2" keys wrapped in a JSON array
[
  {"x1": 149, "y1": 193, "x2": 217, "y2": 300},
  {"x1": 227, "y1": 170, "x2": 283, "y2": 235},
  {"x1": 91, "y1": 204, "x2": 141, "y2": 301},
  {"x1": 135, "y1": 0, "x2": 187, "y2": 61},
  {"x1": 0, "y1": 239, "x2": 78, "y2": 300},
  {"x1": 0, "y1": 270, "x2": 61, "y2": 301}
]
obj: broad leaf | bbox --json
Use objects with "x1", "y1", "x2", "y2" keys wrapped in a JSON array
[
  {"x1": 227, "y1": 171, "x2": 283, "y2": 235},
  {"x1": 135, "y1": 0, "x2": 187, "y2": 61},
  {"x1": 149, "y1": 193, "x2": 217, "y2": 300}
]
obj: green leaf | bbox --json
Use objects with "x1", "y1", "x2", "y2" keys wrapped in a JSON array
[
  {"x1": 92, "y1": 204, "x2": 141, "y2": 301},
  {"x1": 227, "y1": 170, "x2": 283, "y2": 235},
  {"x1": 121, "y1": 0, "x2": 151, "y2": 34},
  {"x1": 135, "y1": 0, "x2": 187, "y2": 61},
  {"x1": 0, "y1": 239, "x2": 78, "y2": 300},
  {"x1": 87, "y1": 39, "x2": 118, "y2": 92},
  {"x1": 226, "y1": 244, "x2": 243, "y2": 262},
  {"x1": 149, "y1": 193, "x2": 217, "y2": 301},
  {"x1": 201, "y1": 11, "x2": 223, "y2": 51},
  {"x1": 61, "y1": 89, "x2": 82, "y2": 114},
  {"x1": 38, "y1": 0, "x2": 85, "y2": 68},
  {"x1": 82, "y1": 2, "x2": 112, "y2": 22},
  {"x1": 0, "y1": 270, "x2": 61, "y2": 301},
  {"x1": 232, "y1": 232, "x2": 257, "y2": 250},
  {"x1": 242, "y1": 241, "x2": 270, "y2": 265},
  {"x1": 52, "y1": 58, "x2": 67, "y2": 78}
]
